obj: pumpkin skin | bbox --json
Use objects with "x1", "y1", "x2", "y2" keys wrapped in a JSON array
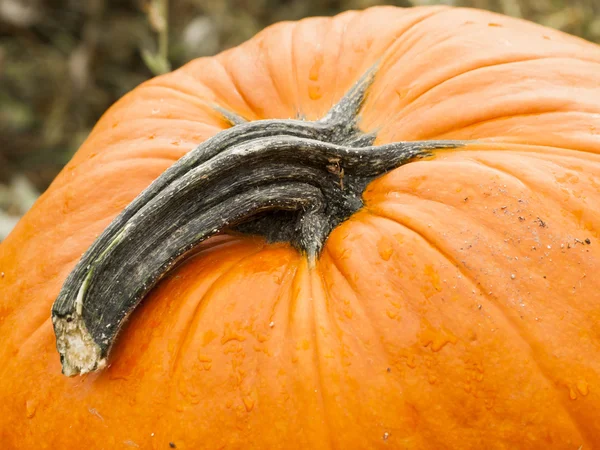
[{"x1": 2, "y1": 4, "x2": 600, "y2": 449}]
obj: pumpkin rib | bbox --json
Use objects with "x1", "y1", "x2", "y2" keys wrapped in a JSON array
[
  {"x1": 381, "y1": 55, "x2": 594, "y2": 135},
  {"x1": 83, "y1": 143, "x2": 189, "y2": 165},
  {"x1": 334, "y1": 211, "x2": 581, "y2": 445},
  {"x1": 372, "y1": 56, "x2": 600, "y2": 143},
  {"x1": 311, "y1": 17, "x2": 343, "y2": 116},
  {"x1": 473, "y1": 156, "x2": 600, "y2": 230},
  {"x1": 434, "y1": 113, "x2": 600, "y2": 153},
  {"x1": 365, "y1": 209, "x2": 593, "y2": 445},
  {"x1": 228, "y1": 22, "x2": 300, "y2": 120},
  {"x1": 324, "y1": 220, "x2": 433, "y2": 388},
  {"x1": 261, "y1": 37, "x2": 291, "y2": 120},
  {"x1": 463, "y1": 156, "x2": 532, "y2": 190},
  {"x1": 284, "y1": 255, "x2": 302, "y2": 331},
  {"x1": 367, "y1": 161, "x2": 595, "y2": 259},
  {"x1": 306, "y1": 266, "x2": 336, "y2": 450},
  {"x1": 268, "y1": 257, "x2": 300, "y2": 329},
  {"x1": 136, "y1": 82, "x2": 240, "y2": 125},
  {"x1": 443, "y1": 142, "x2": 600, "y2": 161},
  {"x1": 321, "y1": 245, "x2": 389, "y2": 360},
  {"x1": 322, "y1": 7, "x2": 450, "y2": 122},
  {"x1": 365, "y1": 194, "x2": 514, "y2": 248},
  {"x1": 361, "y1": 7, "x2": 451, "y2": 113},
  {"x1": 417, "y1": 104, "x2": 594, "y2": 143},
  {"x1": 94, "y1": 154, "x2": 187, "y2": 167},
  {"x1": 102, "y1": 86, "x2": 231, "y2": 131},
  {"x1": 215, "y1": 56, "x2": 265, "y2": 121},
  {"x1": 75, "y1": 120, "x2": 223, "y2": 161},
  {"x1": 167, "y1": 246, "x2": 268, "y2": 378},
  {"x1": 284, "y1": 259, "x2": 331, "y2": 447},
  {"x1": 272, "y1": 22, "x2": 304, "y2": 118},
  {"x1": 374, "y1": 6, "x2": 451, "y2": 75},
  {"x1": 327, "y1": 12, "x2": 350, "y2": 113},
  {"x1": 374, "y1": 20, "x2": 600, "y2": 110},
  {"x1": 324, "y1": 243, "x2": 376, "y2": 321},
  {"x1": 175, "y1": 59, "x2": 256, "y2": 122},
  {"x1": 427, "y1": 111, "x2": 600, "y2": 144},
  {"x1": 290, "y1": 21, "x2": 305, "y2": 119},
  {"x1": 503, "y1": 149, "x2": 600, "y2": 166}
]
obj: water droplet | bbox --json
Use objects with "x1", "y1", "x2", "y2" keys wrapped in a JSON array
[
  {"x1": 26, "y1": 399, "x2": 37, "y2": 418},
  {"x1": 243, "y1": 395, "x2": 255, "y2": 412},
  {"x1": 308, "y1": 85, "x2": 322, "y2": 100},
  {"x1": 197, "y1": 354, "x2": 212, "y2": 363},
  {"x1": 421, "y1": 326, "x2": 458, "y2": 352},
  {"x1": 577, "y1": 380, "x2": 589, "y2": 396},
  {"x1": 383, "y1": 432, "x2": 389, "y2": 441},
  {"x1": 424, "y1": 265, "x2": 442, "y2": 292},
  {"x1": 202, "y1": 329, "x2": 217, "y2": 346},
  {"x1": 377, "y1": 237, "x2": 394, "y2": 261},
  {"x1": 269, "y1": 321, "x2": 275, "y2": 328},
  {"x1": 569, "y1": 386, "x2": 578, "y2": 400},
  {"x1": 221, "y1": 328, "x2": 246, "y2": 345},
  {"x1": 308, "y1": 55, "x2": 323, "y2": 81}
]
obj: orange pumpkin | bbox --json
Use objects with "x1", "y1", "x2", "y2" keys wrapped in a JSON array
[{"x1": 2, "y1": 5, "x2": 600, "y2": 449}]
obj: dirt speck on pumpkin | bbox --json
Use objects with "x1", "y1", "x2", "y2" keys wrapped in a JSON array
[{"x1": 169, "y1": 443, "x2": 176, "y2": 448}]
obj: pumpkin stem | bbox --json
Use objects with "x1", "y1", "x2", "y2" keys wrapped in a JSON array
[{"x1": 52, "y1": 69, "x2": 464, "y2": 376}]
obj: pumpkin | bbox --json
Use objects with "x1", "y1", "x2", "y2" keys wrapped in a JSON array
[{"x1": 2, "y1": 5, "x2": 600, "y2": 448}]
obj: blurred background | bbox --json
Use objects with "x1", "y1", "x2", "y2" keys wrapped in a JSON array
[{"x1": 1, "y1": 0, "x2": 600, "y2": 240}]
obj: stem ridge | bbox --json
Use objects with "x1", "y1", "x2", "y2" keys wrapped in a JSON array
[{"x1": 52, "y1": 68, "x2": 465, "y2": 376}]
